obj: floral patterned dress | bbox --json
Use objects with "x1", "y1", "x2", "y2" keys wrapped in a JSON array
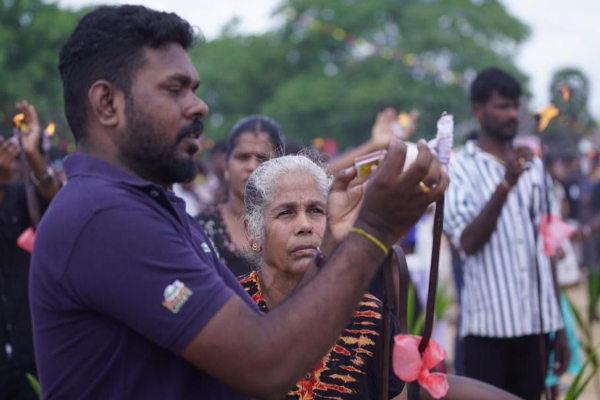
[{"x1": 197, "y1": 206, "x2": 254, "y2": 277}]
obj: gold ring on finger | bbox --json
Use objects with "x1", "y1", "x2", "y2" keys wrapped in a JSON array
[{"x1": 418, "y1": 181, "x2": 432, "y2": 193}]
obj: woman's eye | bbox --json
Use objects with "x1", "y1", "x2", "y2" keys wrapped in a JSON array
[{"x1": 278, "y1": 209, "x2": 292, "y2": 217}]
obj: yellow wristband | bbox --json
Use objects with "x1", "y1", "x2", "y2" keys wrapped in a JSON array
[{"x1": 349, "y1": 227, "x2": 389, "y2": 256}]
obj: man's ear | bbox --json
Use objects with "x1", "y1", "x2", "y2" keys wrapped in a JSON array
[
  {"x1": 472, "y1": 102, "x2": 483, "y2": 122},
  {"x1": 88, "y1": 80, "x2": 125, "y2": 128}
]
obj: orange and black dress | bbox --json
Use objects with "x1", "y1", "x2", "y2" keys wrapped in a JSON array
[{"x1": 239, "y1": 271, "x2": 404, "y2": 400}]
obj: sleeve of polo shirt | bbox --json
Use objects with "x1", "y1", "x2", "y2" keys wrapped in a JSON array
[
  {"x1": 443, "y1": 165, "x2": 480, "y2": 249},
  {"x1": 64, "y1": 205, "x2": 237, "y2": 354}
]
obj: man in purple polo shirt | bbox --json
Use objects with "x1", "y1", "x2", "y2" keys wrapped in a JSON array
[{"x1": 29, "y1": 5, "x2": 448, "y2": 400}]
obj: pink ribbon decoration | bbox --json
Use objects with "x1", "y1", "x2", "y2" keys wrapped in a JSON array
[
  {"x1": 17, "y1": 227, "x2": 36, "y2": 253},
  {"x1": 392, "y1": 334, "x2": 449, "y2": 398},
  {"x1": 539, "y1": 213, "x2": 577, "y2": 256}
]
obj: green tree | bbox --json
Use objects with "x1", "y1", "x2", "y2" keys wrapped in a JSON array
[
  {"x1": 0, "y1": 0, "x2": 84, "y2": 139},
  {"x1": 192, "y1": 0, "x2": 530, "y2": 147}
]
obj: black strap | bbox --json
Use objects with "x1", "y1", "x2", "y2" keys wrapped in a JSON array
[
  {"x1": 380, "y1": 245, "x2": 409, "y2": 400},
  {"x1": 419, "y1": 198, "x2": 444, "y2": 354}
]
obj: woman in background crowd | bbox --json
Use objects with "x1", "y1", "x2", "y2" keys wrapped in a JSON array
[{"x1": 197, "y1": 115, "x2": 285, "y2": 277}]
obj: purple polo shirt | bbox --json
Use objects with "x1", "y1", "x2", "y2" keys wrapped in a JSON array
[{"x1": 30, "y1": 153, "x2": 259, "y2": 400}]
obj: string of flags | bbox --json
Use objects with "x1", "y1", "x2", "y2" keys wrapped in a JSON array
[{"x1": 282, "y1": 7, "x2": 470, "y2": 87}]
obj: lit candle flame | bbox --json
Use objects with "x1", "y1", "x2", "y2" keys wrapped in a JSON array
[
  {"x1": 560, "y1": 85, "x2": 571, "y2": 102},
  {"x1": 13, "y1": 113, "x2": 25, "y2": 127},
  {"x1": 537, "y1": 104, "x2": 560, "y2": 132},
  {"x1": 397, "y1": 112, "x2": 411, "y2": 129},
  {"x1": 46, "y1": 122, "x2": 56, "y2": 137}
]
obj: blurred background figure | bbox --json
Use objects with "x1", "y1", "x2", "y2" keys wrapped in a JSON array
[
  {"x1": 0, "y1": 101, "x2": 60, "y2": 400},
  {"x1": 327, "y1": 107, "x2": 418, "y2": 174},
  {"x1": 173, "y1": 138, "x2": 229, "y2": 217},
  {"x1": 197, "y1": 115, "x2": 285, "y2": 277}
]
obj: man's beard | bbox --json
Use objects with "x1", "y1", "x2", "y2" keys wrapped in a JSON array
[
  {"x1": 119, "y1": 98, "x2": 202, "y2": 185},
  {"x1": 482, "y1": 119, "x2": 518, "y2": 143}
]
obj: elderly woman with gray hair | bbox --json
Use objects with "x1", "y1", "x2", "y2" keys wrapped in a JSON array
[
  {"x1": 239, "y1": 154, "x2": 404, "y2": 400},
  {"x1": 238, "y1": 154, "x2": 525, "y2": 400}
]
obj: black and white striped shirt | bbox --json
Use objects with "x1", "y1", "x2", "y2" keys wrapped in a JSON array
[{"x1": 444, "y1": 141, "x2": 563, "y2": 338}]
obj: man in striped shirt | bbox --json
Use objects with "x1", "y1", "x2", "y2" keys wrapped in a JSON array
[{"x1": 444, "y1": 68, "x2": 569, "y2": 400}]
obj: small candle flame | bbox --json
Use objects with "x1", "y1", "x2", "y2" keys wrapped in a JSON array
[
  {"x1": 397, "y1": 112, "x2": 411, "y2": 129},
  {"x1": 537, "y1": 104, "x2": 560, "y2": 132},
  {"x1": 560, "y1": 85, "x2": 571, "y2": 102},
  {"x1": 46, "y1": 122, "x2": 56, "y2": 136},
  {"x1": 13, "y1": 113, "x2": 25, "y2": 127}
]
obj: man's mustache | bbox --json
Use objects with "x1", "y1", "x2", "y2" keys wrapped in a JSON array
[{"x1": 176, "y1": 119, "x2": 204, "y2": 143}]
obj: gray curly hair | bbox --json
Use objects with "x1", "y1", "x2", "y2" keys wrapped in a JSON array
[{"x1": 244, "y1": 155, "x2": 333, "y2": 245}]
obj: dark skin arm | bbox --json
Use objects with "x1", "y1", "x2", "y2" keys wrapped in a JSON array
[
  {"x1": 15, "y1": 101, "x2": 61, "y2": 201},
  {"x1": 0, "y1": 138, "x2": 20, "y2": 205},
  {"x1": 460, "y1": 145, "x2": 533, "y2": 255},
  {"x1": 420, "y1": 375, "x2": 524, "y2": 400},
  {"x1": 181, "y1": 140, "x2": 448, "y2": 400}
]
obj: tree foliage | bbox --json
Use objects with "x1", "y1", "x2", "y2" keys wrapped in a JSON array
[
  {"x1": 3, "y1": 0, "x2": 531, "y2": 148},
  {"x1": 191, "y1": 0, "x2": 530, "y2": 147},
  {"x1": 0, "y1": 0, "x2": 83, "y2": 138}
]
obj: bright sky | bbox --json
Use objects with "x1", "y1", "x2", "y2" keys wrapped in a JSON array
[{"x1": 58, "y1": 0, "x2": 600, "y2": 118}]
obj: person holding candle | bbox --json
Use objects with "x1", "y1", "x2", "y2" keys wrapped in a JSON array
[
  {"x1": 29, "y1": 5, "x2": 448, "y2": 400},
  {"x1": 239, "y1": 154, "x2": 405, "y2": 400},
  {"x1": 239, "y1": 154, "x2": 527, "y2": 400},
  {"x1": 0, "y1": 101, "x2": 60, "y2": 400},
  {"x1": 443, "y1": 67, "x2": 569, "y2": 400}
]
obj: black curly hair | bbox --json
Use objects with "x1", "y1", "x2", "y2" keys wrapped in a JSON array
[
  {"x1": 59, "y1": 5, "x2": 195, "y2": 142},
  {"x1": 470, "y1": 67, "x2": 522, "y2": 104}
]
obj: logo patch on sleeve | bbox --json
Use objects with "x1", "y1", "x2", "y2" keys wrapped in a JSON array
[
  {"x1": 201, "y1": 242, "x2": 212, "y2": 253},
  {"x1": 162, "y1": 280, "x2": 193, "y2": 314}
]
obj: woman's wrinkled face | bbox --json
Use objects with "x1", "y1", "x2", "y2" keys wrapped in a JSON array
[
  {"x1": 227, "y1": 132, "x2": 273, "y2": 202},
  {"x1": 261, "y1": 172, "x2": 326, "y2": 276}
]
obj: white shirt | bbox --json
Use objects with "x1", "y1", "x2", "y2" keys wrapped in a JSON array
[{"x1": 444, "y1": 141, "x2": 563, "y2": 338}]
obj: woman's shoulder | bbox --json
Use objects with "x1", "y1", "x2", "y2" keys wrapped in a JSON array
[
  {"x1": 347, "y1": 293, "x2": 388, "y2": 345},
  {"x1": 238, "y1": 270, "x2": 259, "y2": 290},
  {"x1": 352, "y1": 292, "x2": 384, "y2": 319},
  {"x1": 342, "y1": 292, "x2": 386, "y2": 350},
  {"x1": 238, "y1": 271, "x2": 269, "y2": 313}
]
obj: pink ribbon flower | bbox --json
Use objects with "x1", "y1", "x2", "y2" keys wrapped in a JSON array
[
  {"x1": 539, "y1": 213, "x2": 577, "y2": 256},
  {"x1": 392, "y1": 334, "x2": 449, "y2": 399},
  {"x1": 17, "y1": 227, "x2": 36, "y2": 253}
]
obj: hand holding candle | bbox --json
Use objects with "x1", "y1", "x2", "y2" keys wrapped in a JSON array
[
  {"x1": 14, "y1": 101, "x2": 41, "y2": 155},
  {"x1": 391, "y1": 112, "x2": 454, "y2": 398}
]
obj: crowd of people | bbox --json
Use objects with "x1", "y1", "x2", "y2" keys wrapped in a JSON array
[{"x1": 0, "y1": 4, "x2": 599, "y2": 400}]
